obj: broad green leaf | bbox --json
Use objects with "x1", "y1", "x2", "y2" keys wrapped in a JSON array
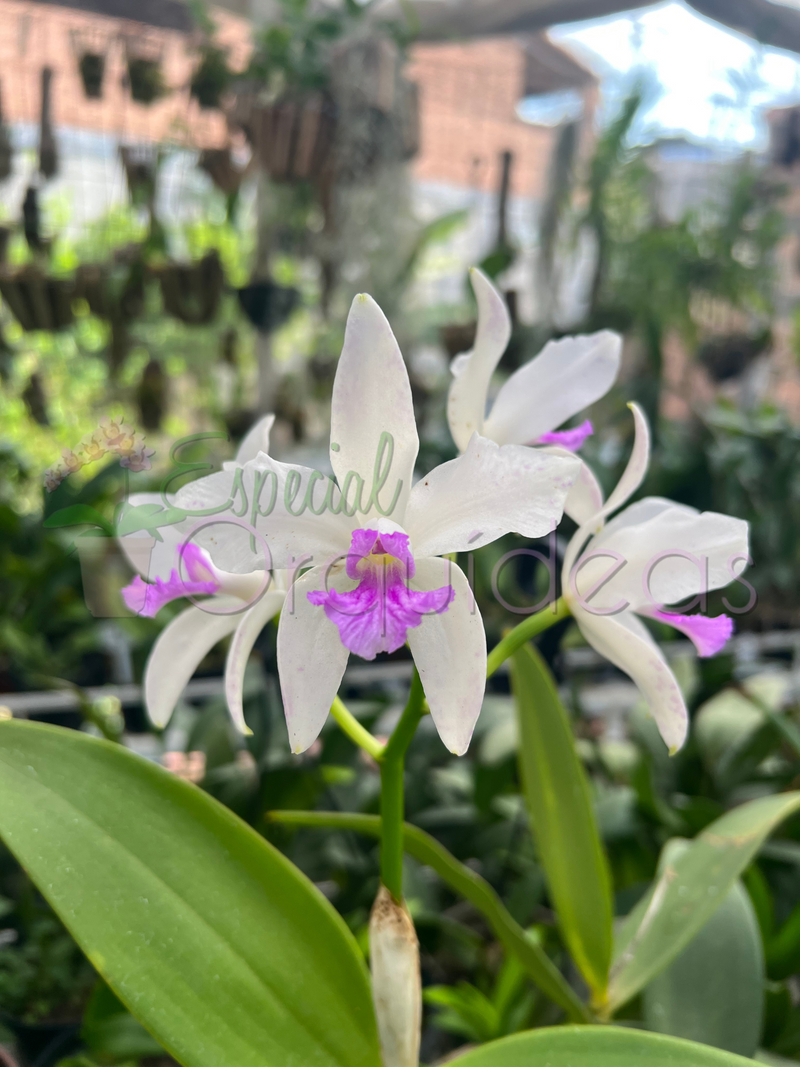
[
  {"x1": 115, "y1": 502, "x2": 188, "y2": 538},
  {"x1": 44, "y1": 504, "x2": 115, "y2": 536},
  {"x1": 510, "y1": 644, "x2": 613, "y2": 1001},
  {"x1": 449, "y1": 1024, "x2": 755, "y2": 1066},
  {"x1": 609, "y1": 791, "x2": 800, "y2": 1013},
  {"x1": 643, "y1": 840, "x2": 764, "y2": 1056},
  {"x1": 0, "y1": 720, "x2": 380, "y2": 1067}
]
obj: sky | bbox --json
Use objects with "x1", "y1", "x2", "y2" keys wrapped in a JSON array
[{"x1": 546, "y1": 0, "x2": 800, "y2": 145}]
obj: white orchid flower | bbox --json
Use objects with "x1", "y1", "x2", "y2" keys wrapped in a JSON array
[
  {"x1": 118, "y1": 415, "x2": 287, "y2": 734},
  {"x1": 447, "y1": 267, "x2": 622, "y2": 525},
  {"x1": 175, "y1": 294, "x2": 581, "y2": 756},
  {"x1": 563, "y1": 404, "x2": 750, "y2": 754}
]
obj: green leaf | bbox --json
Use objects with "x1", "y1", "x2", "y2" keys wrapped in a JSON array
[
  {"x1": 643, "y1": 841, "x2": 764, "y2": 1056},
  {"x1": 608, "y1": 791, "x2": 800, "y2": 1014},
  {"x1": 767, "y1": 899, "x2": 800, "y2": 980},
  {"x1": 43, "y1": 505, "x2": 115, "y2": 537},
  {"x1": 115, "y1": 502, "x2": 188, "y2": 538},
  {"x1": 0, "y1": 720, "x2": 380, "y2": 1067},
  {"x1": 510, "y1": 644, "x2": 613, "y2": 1001},
  {"x1": 448, "y1": 1025, "x2": 756, "y2": 1066}
]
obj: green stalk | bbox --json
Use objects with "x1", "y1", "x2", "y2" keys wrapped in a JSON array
[
  {"x1": 486, "y1": 598, "x2": 571, "y2": 678},
  {"x1": 379, "y1": 670, "x2": 426, "y2": 900},
  {"x1": 330, "y1": 696, "x2": 385, "y2": 761},
  {"x1": 269, "y1": 810, "x2": 593, "y2": 1023}
]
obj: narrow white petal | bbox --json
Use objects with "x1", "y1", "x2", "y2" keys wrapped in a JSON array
[
  {"x1": 484, "y1": 330, "x2": 622, "y2": 445},
  {"x1": 539, "y1": 446, "x2": 605, "y2": 526},
  {"x1": 224, "y1": 590, "x2": 287, "y2": 734},
  {"x1": 144, "y1": 597, "x2": 244, "y2": 728},
  {"x1": 576, "y1": 609, "x2": 688, "y2": 753},
  {"x1": 330, "y1": 294, "x2": 418, "y2": 523},
  {"x1": 563, "y1": 402, "x2": 650, "y2": 581},
  {"x1": 405, "y1": 435, "x2": 580, "y2": 558},
  {"x1": 447, "y1": 267, "x2": 511, "y2": 453},
  {"x1": 174, "y1": 455, "x2": 347, "y2": 573},
  {"x1": 276, "y1": 565, "x2": 350, "y2": 753},
  {"x1": 586, "y1": 504, "x2": 749, "y2": 613},
  {"x1": 232, "y1": 413, "x2": 276, "y2": 466},
  {"x1": 406, "y1": 559, "x2": 486, "y2": 755}
]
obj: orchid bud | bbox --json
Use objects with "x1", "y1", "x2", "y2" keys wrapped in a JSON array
[{"x1": 369, "y1": 885, "x2": 421, "y2": 1067}]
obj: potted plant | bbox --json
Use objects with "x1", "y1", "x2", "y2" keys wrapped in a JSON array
[
  {"x1": 190, "y1": 44, "x2": 232, "y2": 110},
  {"x1": 123, "y1": 37, "x2": 166, "y2": 106},
  {"x1": 70, "y1": 27, "x2": 109, "y2": 100},
  {"x1": 155, "y1": 250, "x2": 225, "y2": 326}
]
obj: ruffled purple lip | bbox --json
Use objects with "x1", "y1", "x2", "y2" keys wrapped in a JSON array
[
  {"x1": 122, "y1": 543, "x2": 220, "y2": 618},
  {"x1": 537, "y1": 419, "x2": 594, "y2": 452},
  {"x1": 308, "y1": 528, "x2": 454, "y2": 660},
  {"x1": 650, "y1": 610, "x2": 734, "y2": 658}
]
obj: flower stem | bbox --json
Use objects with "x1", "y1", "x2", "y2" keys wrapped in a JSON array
[
  {"x1": 379, "y1": 669, "x2": 426, "y2": 900},
  {"x1": 269, "y1": 809, "x2": 594, "y2": 1024},
  {"x1": 486, "y1": 597, "x2": 571, "y2": 678},
  {"x1": 330, "y1": 696, "x2": 385, "y2": 761}
]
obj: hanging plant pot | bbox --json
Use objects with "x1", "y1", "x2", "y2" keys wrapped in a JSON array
[
  {"x1": 0, "y1": 266, "x2": 75, "y2": 332},
  {"x1": 232, "y1": 89, "x2": 336, "y2": 184},
  {"x1": 156, "y1": 250, "x2": 224, "y2": 326},
  {"x1": 78, "y1": 52, "x2": 105, "y2": 99},
  {"x1": 38, "y1": 66, "x2": 58, "y2": 180},
  {"x1": 137, "y1": 357, "x2": 167, "y2": 431},
  {"x1": 123, "y1": 36, "x2": 166, "y2": 105},
  {"x1": 0, "y1": 79, "x2": 12, "y2": 181},
  {"x1": 236, "y1": 279, "x2": 299, "y2": 333},
  {"x1": 119, "y1": 144, "x2": 157, "y2": 207},
  {"x1": 70, "y1": 26, "x2": 110, "y2": 101},
  {"x1": 199, "y1": 148, "x2": 245, "y2": 196},
  {"x1": 190, "y1": 45, "x2": 231, "y2": 111}
]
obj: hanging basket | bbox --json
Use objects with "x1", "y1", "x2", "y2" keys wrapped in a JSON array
[
  {"x1": 0, "y1": 265, "x2": 75, "y2": 332},
  {"x1": 119, "y1": 144, "x2": 157, "y2": 206},
  {"x1": 0, "y1": 78, "x2": 12, "y2": 181},
  {"x1": 236, "y1": 279, "x2": 299, "y2": 333},
  {"x1": 199, "y1": 148, "x2": 245, "y2": 196},
  {"x1": 190, "y1": 45, "x2": 232, "y2": 111},
  {"x1": 156, "y1": 250, "x2": 225, "y2": 326},
  {"x1": 70, "y1": 26, "x2": 111, "y2": 100},
  {"x1": 231, "y1": 89, "x2": 336, "y2": 184},
  {"x1": 123, "y1": 36, "x2": 166, "y2": 105}
]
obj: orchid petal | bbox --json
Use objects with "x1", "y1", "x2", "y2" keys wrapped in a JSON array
[
  {"x1": 483, "y1": 331, "x2": 621, "y2": 446},
  {"x1": 539, "y1": 446, "x2": 605, "y2": 526},
  {"x1": 575, "y1": 609, "x2": 688, "y2": 753},
  {"x1": 406, "y1": 558, "x2": 487, "y2": 756},
  {"x1": 563, "y1": 402, "x2": 650, "y2": 580},
  {"x1": 174, "y1": 455, "x2": 346, "y2": 573},
  {"x1": 233, "y1": 414, "x2": 276, "y2": 466},
  {"x1": 586, "y1": 504, "x2": 749, "y2": 613},
  {"x1": 143, "y1": 597, "x2": 244, "y2": 728},
  {"x1": 447, "y1": 267, "x2": 511, "y2": 452},
  {"x1": 404, "y1": 434, "x2": 580, "y2": 558},
  {"x1": 537, "y1": 419, "x2": 594, "y2": 452},
  {"x1": 224, "y1": 590, "x2": 287, "y2": 734},
  {"x1": 330, "y1": 294, "x2": 418, "y2": 523},
  {"x1": 645, "y1": 609, "x2": 734, "y2": 657},
  {"x1": 276, "y1": 565, "x2": 351, "y2": 753},
  {"x1": 122, "y1": 571, "x2": 220, "y2": 618}
]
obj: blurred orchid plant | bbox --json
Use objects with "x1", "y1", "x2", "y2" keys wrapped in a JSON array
[{"x1": 0, "y1": 269, "x2": 788, "y2": 1067}]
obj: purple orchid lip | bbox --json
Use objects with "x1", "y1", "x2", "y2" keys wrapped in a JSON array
[
  {"x1": 537, "y1": 419, "x2": 594, "y2": 452},
  {"x1": 308, "y1": 528, "x2": 454, "y2": 660},
  {"x1": 650, "y1": 609, "x2": 734, "y2": 658},
  {"x1": 121, "y1": 543, "x2": 221, "y2": 618}
]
